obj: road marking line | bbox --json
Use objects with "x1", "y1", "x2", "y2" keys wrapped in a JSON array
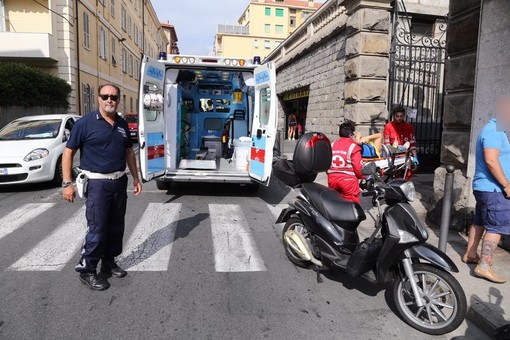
[
  {"x1": 118, "y1": 203, "x2": 181, "y2": 271},
  {"x1": 0, "y1": 203, "x2": 56, "y2": 242},
  {"x1": 7, "y1": 206, "x2": 86, "y2": 271},
  {"x1": 209, "y1": 204, "x2": 267, "y2": 272}
]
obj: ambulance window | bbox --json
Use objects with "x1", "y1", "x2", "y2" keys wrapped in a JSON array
[
  {"x1": 215, "y1": 99, "x2": 230, "y2": 113},
  {"x1": 145, "y1": 110, "x2": 157, "y2": 121},
  {"x1": 259, "y1": 87, "x2": 271, "y2": 126},
  {"x1": 200, "y1": 98, "x2": 214, "y2": 112},
  {"x1": 204, "y1": 118, "x2": 222, "y2": 131}
]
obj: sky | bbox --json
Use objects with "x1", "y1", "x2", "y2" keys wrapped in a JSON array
[{"x1": 151, "y1": 0, "x2": 327, "y2": 56}]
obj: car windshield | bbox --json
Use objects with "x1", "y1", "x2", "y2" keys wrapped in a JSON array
[{"x1": 0, "y1": 119, "x2": 62, "y2": 140}]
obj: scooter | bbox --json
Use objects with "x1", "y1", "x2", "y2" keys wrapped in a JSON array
[{"x1": 273, "y1": 132, "x2": 467, "y2": 335}]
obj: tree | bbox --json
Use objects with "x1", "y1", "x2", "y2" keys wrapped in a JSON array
[{"x1": 0, "y1": 62, "x2": 71, "y2": 107}]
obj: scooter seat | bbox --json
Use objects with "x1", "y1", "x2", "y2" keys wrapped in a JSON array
[{"x1": 301, "y1": 183, "x2": 366, "y2": 231}]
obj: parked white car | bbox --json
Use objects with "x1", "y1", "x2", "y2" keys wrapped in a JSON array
[{"x1": 0, "y1": 114, "x2": 81, "y2": 186}]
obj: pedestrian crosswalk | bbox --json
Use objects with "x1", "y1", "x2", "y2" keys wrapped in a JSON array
[{"x1": 0, "y1": 202, "x2": 288, "y2": 273}]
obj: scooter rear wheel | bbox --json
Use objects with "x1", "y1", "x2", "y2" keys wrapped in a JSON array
[
  {"x1": 392, "y1": 263, "x2": 467, "y2": 335},
  {"x1": 282, "y1": 217, "x2": 313, "y2": 268}
]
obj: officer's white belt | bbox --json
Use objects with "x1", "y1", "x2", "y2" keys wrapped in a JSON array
[{"x1": 80, "y1": 170, "x2": 126, "y2": 180}]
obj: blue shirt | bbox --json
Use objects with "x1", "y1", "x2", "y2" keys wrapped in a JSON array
[
  {"x1": 473, "y1": 118, "x2": 510, "y2": 192},
  {"x1": 66, "y1": 111, "x2": 133, "y2": 173}
]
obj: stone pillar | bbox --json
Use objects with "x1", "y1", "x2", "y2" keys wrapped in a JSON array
[
  {"x1": 429, "y1": 0, "x2": 481, "y2": 230},
  {"x1": 342, "y1": 0, "x2": 392, "y2": 136}
]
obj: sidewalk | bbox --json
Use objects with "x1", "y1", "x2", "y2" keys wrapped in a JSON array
[
  {"x1": 315, "y1": 171, "x2": 510, "y2": 338},
  {"x1": 281, "y1": 140, "x2": 510, "y2": 338}
]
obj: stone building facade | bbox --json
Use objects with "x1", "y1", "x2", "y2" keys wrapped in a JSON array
[
  {"x1": 432, "y1": 0, "x2": 510, "y2": 229},
  {"x1": 266, "y1": 0, "x2": 448, "y2": 143}
]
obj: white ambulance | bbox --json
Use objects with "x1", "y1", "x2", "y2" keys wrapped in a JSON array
[{"x1": 137, "y1": 54, "x2": 277, "y2": 190}]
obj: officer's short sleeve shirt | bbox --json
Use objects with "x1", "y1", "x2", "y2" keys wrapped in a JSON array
[{"x1": 66, "y1": 111, "x2": 133, "y2": 173}]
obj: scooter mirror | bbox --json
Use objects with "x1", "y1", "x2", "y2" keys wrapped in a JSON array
[{"x1": 362, "y1": 162, "x2": 377, "y2": 176}]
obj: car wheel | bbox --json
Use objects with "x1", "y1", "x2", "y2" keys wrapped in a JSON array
[{"x1": 52, "y1": 156, "x2": 63, "y2": 187}]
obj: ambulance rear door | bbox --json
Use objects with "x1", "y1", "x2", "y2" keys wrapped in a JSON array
[
  {"x1": 138, "y1": 56, "x2": 166, "y2": 182},
  {"x1": 249, "y1": 62, "x2": 277, "y2": 186}
]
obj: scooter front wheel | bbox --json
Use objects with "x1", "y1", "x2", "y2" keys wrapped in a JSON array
[
  {"x1": 392, "y1": 263, "x2": 467, "y2": 335},
  {"x1": 282, "y1": 217, "x2": 313, "y2": 268}
]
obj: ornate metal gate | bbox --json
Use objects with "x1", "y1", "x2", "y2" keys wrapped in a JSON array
[{"x1": 388, "y1": 2, "x2": 447, "y2": 169}]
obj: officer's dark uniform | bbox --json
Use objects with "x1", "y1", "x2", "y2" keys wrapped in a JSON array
[{"x1": 66, "y1": 111, "x2": 133, "y2": 273}]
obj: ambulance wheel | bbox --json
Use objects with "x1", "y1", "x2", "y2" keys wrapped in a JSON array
[
  {"x1": 156, "y1": 180, "x2": 171, "y2": 191},
  {"x1": 52, "y1": 156, "x2": 63, "y2": 186}
]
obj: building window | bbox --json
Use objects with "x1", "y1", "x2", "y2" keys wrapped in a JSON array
[
  {"x1": 253, "y1": 39, "x2": 259, "y2": 49},
  {"x1": 128, "y1": 53, "x2": 133, "y2": 77},
  {"x1": 121, "y1": 48, "x2": 127, "y2": 73},
  {"x1": 290, "y1": 16, "x2": 296, "y2": 27},
  {"x1": 265, "y1": 7, "x2": 271, "y2": 16},
  {"x1": 110, "y1": 0, "x2": 115, "y2": 17},
  {"x1": 130, "y1": 97, "x2": 133, "y2": 112},
  {"x1": 275, "y1": 24, "x2": 283, "y2": 34},
  {"x1": 121, "y1": 6, "x2": 126, "y2": 31},
  {"x1": 290, "y1": 8, "x2": 297, "y2": 14},
  {"x1": 264, "y1": 40, "x2": 271, "y2": 49},
  {"x1": 302, "y1": 11, "x2": 310, "y2": 19},
  {"x1": 111, "y1": 37, "x2": 117, "y2": 66},
  {"x1": 127, "y1": 16, "x2": 132, "y2": 37},
  {"x1": 83, "y1": 12, "x2": 90, "y2": 49},
  {"x1": 99, "y1": 27, "x2": 108, "y2": 60},
  {"x1": 134, "y1": 60, "x2": 139, "y2": 80},
  {"x1": 275, "y1": 41, "x2": 282, "y2": 48},
  {"x1": 82, "y1": 84, "x2": 94, "y2": 114},
  {"x1": 275, "y1": 8, "x2": 284, "y2": 17},
  {"x1": 264, "y1": 24, "x2": 270, "y2": 33}
]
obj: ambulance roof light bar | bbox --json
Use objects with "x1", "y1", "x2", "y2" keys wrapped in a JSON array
[{"x1": 159, "y1": 53, "x2": 254, "y2": 68}]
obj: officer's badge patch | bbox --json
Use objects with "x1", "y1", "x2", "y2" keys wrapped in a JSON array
[{"x1": 117, "y1": 127, "x2": 127, "y2": 138}]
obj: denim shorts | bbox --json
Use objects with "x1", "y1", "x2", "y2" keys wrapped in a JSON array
[{"x1": 473, "y1": 191, "x2": 510, "y2": 235}]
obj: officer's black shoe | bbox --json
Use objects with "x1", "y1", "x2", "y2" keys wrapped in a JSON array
[
  {"x1": 101, "y1": 262, "x2": 127, "y2": 278},
  {"x1": 79, "y1": 272, "x2": 110, "y2": 291}
]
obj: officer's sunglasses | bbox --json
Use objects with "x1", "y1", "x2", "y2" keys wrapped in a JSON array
[{"x1": 99, "y1": 94, "x2": 119, "y2": 101}]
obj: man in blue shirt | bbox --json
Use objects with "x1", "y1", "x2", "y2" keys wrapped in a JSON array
[
  {"x1": 464, "y1": 96, "x2": 510, "y2": 284},
  {"x1": 62, "y1": 84, "x2": 142, "y2": 291}
]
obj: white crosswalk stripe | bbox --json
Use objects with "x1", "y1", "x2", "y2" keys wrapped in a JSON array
[
  {"x1": 209, "y1": 204, "x2": 267, "y2": 272},
  {"x1": 118, "y1": 203, "x2": 181, "y2": 271},
  {"x1": 0, "y1": 203, "x2": 56, "y2": 241},
  {"x1": 7, "y1": 206, "x2": 86, "y2": 271},
  {"x1": 2, "y1": 202, "x2": 278, "y2": 273}
]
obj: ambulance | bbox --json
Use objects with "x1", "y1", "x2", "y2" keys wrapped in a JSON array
[{"x1": 138, "y1": 54, "x2": 277, "y2": 190}]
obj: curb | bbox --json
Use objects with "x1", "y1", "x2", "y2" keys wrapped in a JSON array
[{"x1": 467, "y1": 296, "x2": 510, "y2": 339}]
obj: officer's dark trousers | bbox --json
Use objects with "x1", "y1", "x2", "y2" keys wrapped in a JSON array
[{"x1": 75, "y1": 175, "x2": 128, "y2": 273}]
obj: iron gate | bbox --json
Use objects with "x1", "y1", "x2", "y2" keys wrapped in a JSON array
[{"x1": 388, "y1": 2, "x2": 447, "y2": 169}]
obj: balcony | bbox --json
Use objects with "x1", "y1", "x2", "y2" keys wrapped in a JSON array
[
  {"x1": 217, "y1": 24, "x2": 250, "y2": 35},
  {"x1": 0, "y1": 32, "x2": 57, "y2": 61}
]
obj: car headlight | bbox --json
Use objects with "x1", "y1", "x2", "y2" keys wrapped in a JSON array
[
  {"x1": 400, "y1": 181, "x2": 416, "y2": 202},
  {"x1": 24, "y1": 148, "x2": 49, "y2": 162}
]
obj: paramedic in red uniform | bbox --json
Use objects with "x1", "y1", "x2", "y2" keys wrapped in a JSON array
[
  {"x1": 328, "y1": 121, "x2": 365, "y2": 203},
  {"x1": 384, "y1": 106, "x2": 419, "y2": 178}
]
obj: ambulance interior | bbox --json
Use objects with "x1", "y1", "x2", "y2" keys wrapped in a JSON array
[{"x1": 163, "y1": 67, "x2": 256, "y2": 173}]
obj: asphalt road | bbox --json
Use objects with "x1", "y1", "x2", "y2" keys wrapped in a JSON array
[{"x1": 0, "y1": 176, "x2": 487, "y2": 340}]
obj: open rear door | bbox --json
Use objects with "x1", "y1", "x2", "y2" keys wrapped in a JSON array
[
  {"x1": 138, "y1": 56, "x2": 166, "y2": 182},
  {"x1": 249, "y1": 62, "x2": 277, "y2": 186}
]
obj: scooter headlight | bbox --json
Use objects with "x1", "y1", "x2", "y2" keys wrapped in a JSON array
[
  {"x1": 398, "y1": 229, "x2": 419, "y2": 244},
  {"x1": 399, "y1": 181, "x2": 416, "y2": 202},
  {"x1": 24, "y1": 148, "x2": 49, "y2": 162}
]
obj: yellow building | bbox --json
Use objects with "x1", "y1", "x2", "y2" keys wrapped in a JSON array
[
  {"x1": 214, "y1": 0, "x2": 321, "y2": 59},
  {"x1": 0, "y1": 0, "x2": 171, "y2": 116}
]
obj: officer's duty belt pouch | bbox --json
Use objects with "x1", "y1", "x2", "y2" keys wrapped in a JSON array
[{"x1": 76, "y1": 173, "x2": 88, "y2": 199}]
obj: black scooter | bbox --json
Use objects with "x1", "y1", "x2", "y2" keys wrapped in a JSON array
[{"x1": 273, "y1": 132, "x2": 467, "y2": 335}]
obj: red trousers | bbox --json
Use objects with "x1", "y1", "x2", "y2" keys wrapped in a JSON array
[{"x1": 328, "y1": 174, "x2": 361, "y2": 203}]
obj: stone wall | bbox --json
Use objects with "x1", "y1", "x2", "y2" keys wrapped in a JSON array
[
  {"x1": 275, "y1": 29, "x2": 347, "y2": 138},
  {"x1": 268, "y1": 0, "x2": 393, "y2": 141},
  {"x1": 429, "y1": 0, "x2": 481, "y2": 230}
]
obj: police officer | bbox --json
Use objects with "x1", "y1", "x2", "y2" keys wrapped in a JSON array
[
  {"x1": 328, "y1": 121, "x2": 365, "y2": 203},
  {"x1": 62, "y1": 84, "x2": 142, "y2": 291}
]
